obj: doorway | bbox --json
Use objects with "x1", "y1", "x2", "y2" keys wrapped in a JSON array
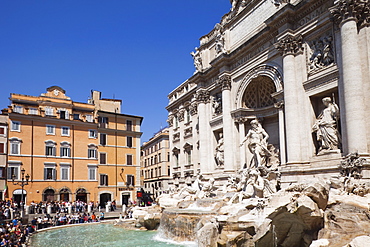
[
  {"x1": 121, "y1": 193, "x2": 130, "y2": 206},
  {"x1": 43, "y1": 189, "x2": 55, "y2": 202},
  {"x1": 99, "y1": 193, "x2": 111, "y2": 207},
  {"x1": 76, "y1": 188, "x2": 87, "y2": 202}
]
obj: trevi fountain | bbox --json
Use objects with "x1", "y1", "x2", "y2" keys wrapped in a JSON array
[{"x1": 35, "y1": 0, "x2": 370, "y2": 246}]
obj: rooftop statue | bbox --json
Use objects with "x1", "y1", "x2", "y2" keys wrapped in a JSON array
[{"x1": 190, "y1": 47, "x2": 203, "y2": 73}]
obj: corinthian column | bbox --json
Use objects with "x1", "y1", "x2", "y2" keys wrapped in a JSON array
[
  {"x1": 219, "y1": 73, "x2": 234, "y2": 172},
  {"x1": 275, "y1": 34, "x2": 303, "y2": 164},
  {"x1": 196, "y1": 89, "x2": 211, "y2": 174},
  {"x1": 330, "y1": 0, "x2": 368, "y2": 154}
]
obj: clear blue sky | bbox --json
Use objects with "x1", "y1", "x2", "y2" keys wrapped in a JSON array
[{"x1": 0, "y1": 0, "x2": 231, "y2": 143}]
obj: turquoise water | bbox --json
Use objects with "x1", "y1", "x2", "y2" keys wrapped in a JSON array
[{"x1": 31, "y1": 223, "x2": 196, "y2": 247}]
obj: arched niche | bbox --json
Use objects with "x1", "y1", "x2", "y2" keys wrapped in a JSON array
[{"x1": 235, "y1": 64, "x2": 283, "y2": 109}]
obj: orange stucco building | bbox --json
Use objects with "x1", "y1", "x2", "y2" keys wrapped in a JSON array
[{"x1": 3, "y1": 86, "x2": 142, "y2": 206}]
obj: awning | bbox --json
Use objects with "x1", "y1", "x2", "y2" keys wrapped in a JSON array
[{"x1": 13, "y1": 189, "x2": 27, "y2": 195}]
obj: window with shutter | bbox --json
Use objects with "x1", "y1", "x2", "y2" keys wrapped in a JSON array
[
  {"x1": 7, "y1": 167, "x2": 19, "y2": 179},
  {"x1": 127, "y1": 155, "x2": 133, "y2": 165},
  {"x1": 100, "y1": 153, "x2": 107, "y2": 164},
  {"x1": 100, "y1": 133, "x2": 107, "y2": 145},
  {"x1": 127, "y1": 136, "x2": 133, "y2": 148}
]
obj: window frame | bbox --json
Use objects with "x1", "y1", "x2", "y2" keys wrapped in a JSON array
[
  {"x1": 127, "y1": 154, "x2": 133, "y2": 165},
  {"x1": 127, "y1": 136, "x2": 133, "y2": 148},
  {"x1": 46, "y1": 125, "x2": 56, "y2": 135},
  {"x1": 100, "y1": 152, "x2": 107, "y2": 164},
  {"x1": 44, "y1": 167, "x2": 56, "y2": 180},
  {"x1": 88, "y1": 145, "x2": 97, "y2": 159},
  {"x1": 9, "y1": 139, "x2": 21, "y2": 155},
  {"x1": 13, "y1": 105, "x2": 23, "y2": 114},
  {"x1": 11, "y1": 121, "x2": 21, "y2": 132},
  {"x1": 89, "y1": 129, "x2": 97, "y2": 139},
  {"x1": 7, "y1": 166, "x2": 19, "y2": 180},
  {"x1": 45, "y1": 141, "x2": 56, "y2": 156},
  {"x1": 61, "y1": 126, "x2": 70, "y2": 136},
  {"x1": 45, "y1": 107, "x2": 54, "y2": 116},
  {"x1": 126, "y1": 174, "x2": 135, "y2": 186},
  {"x1": 126, "y1": 120, "x2": 132, "y2": 131},
  {"x1": 60, "y1": 165, "x2": 70, "y2": 181},
  {"x1": 60, "y1": 145, "x2": 71, "y2": 157},
  {"x1": 100, "y1": 174, "x2": 108, "y2": 186},
  {"x1": 29, "y1": 108, "x2": 38, "y2": 115},
  {"x1": 88, "y1": 166, "x2": 97, "y2": 180},
  {"x1": 100, "y1": 133, "x2": 107, "y2": 145}
]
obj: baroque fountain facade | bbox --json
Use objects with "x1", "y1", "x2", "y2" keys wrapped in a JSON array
[{"x1": 136, "y1": 0, "x2": 370, "y2": 246}]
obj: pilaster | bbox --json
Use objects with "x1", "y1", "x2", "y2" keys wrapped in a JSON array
[
  {"x1": 275, "y1": 33, "x2": 304, "y2": 164},
  {"x1": 330, "y1": 0, "x2": 368, "y2": 154},
  {"x1": 219, "y1": 73, "x2": 234, "y2": 172},
  {"x1": 196, "y1": 89, "x2": 212, "y2": 174}
]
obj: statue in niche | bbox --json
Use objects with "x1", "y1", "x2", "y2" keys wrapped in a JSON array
[
  {"x1": 214, "y1": 132, "x2": 224, "y2": 166},
  {"x1": 190, "y1": 47, "x2": 203, "y2": 73},
  {"x1": 214, "y1": 24, "x2": 225, "y2": 56},
  {"x1": 309, "y1": 36, "x2": 334, "y2": 71},
  {"x1": 240, "y1": 119, "x2": 271, "y2": 167},
  {"x1": 312, "y1": 97, "x2": 340, "y2": 154},
  {"x1": 212, "y1": 94, "x2": 222, "y2": 116}
]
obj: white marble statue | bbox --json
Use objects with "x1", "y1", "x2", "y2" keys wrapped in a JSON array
[
  {"x1": 240, "y1": 119, "x2": 271, "y2": 167},
  {"x1": 230, "y1": 0, "x2": 238, "y2": 11},
  {"x1": 229, "y1": 169, "x2": 265, "y2": 204},
  {"x1": 190, "y1": 47, "x2": 203, "y2": 73},
  {"x1": 312, "y1": 97, "x2": 340, "y2": 154},
  {"x1": 214, "y1": 133, "x2": 224, "y2": 166},
  {"x1": 197, "y1": 177, "x2": 216, "y2": 199},
  {"x1": 214, "y1": 24, "x2": 225, "y2": 56},
  {"x1": 212, "y1": 94, "x2": 222, "y2": 116}
]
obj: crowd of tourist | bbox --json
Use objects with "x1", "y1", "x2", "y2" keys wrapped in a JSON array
[
  {"x1": 0, "y1": 199, "x2": 133, "y2": 246},
  {"x1": 30, "y1": 211, "x2": 106, "y2": 230},
  {"x1": 28, "y1": 200, "x2": 108, "y2": 214},
  {"x1": 0, "y1": 218, "x2": 33, "y2": 247}
]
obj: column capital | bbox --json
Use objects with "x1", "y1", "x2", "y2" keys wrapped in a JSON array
[
  {"x1": 219, "y1": 73, "x2": 232, "y2": 91},
  {"x1": 189, "y1": 101, "x2": 198, "y2": 116},
  {"x1": 177, "y1": 108, "x2": 185, "y2": 122},
  {"x1": 275, "y1": 34, "x2": 304, "y2": 57},
  {"x1": 196, "y1": 89, "x2": 210, "y2": 104},
  {"x1": 329, "y1": 0, "x2": 366, "y2": 26},
  {"x1": 167, "y1": 114, "x2": 174, "y2": 127}
]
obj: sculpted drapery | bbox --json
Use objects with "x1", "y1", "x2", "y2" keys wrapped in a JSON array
[{"x1": 312, "y1": 97, "x2": 340, "y2": 154}]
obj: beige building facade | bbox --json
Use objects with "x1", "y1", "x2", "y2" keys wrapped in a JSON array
[
  {"x1": 167, "y1": 0, "x2": 370, "y2": 186},
  {"x1": 141, "y1": 127, "x2": 171, "y2": 200},
  {"x1": 89, "y1": 91, "x2": 143, "y2": 206},
  {"x1": 0, "y1": 115, "x2": 8, "y2": 199},
  {"x1": 2, "y1": 87, "x2": 143, "y2": 205}
]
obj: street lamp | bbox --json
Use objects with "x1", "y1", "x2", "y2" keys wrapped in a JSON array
[{"x1": 12, "y1": 168, "x2": 30, "y2": 218}]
